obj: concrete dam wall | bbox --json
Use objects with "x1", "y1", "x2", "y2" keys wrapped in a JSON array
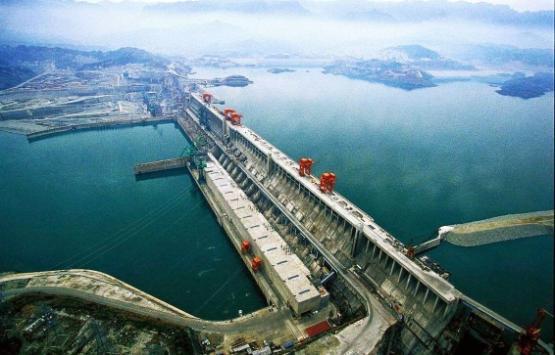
[{"x1": 186, "y1": 92, "x2": 462, "y2": 352}]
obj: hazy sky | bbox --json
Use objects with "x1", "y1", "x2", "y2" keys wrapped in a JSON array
[
  {"x1": 446, "y1": 0, "x2": 553, "y2": 11},
  {"x1": 78, "y1": 0, "x2": 555, "y2": 12}
]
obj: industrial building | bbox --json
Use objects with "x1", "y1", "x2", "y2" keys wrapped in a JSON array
[{"x1": 205, "y1": 156, "x2": 325, "y2": 315}]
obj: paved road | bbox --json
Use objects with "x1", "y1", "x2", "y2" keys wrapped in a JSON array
[
  {"x1": 1, "y1": 269, "x2": 198, "y2": 318},
  {"x1": 2, "y1": 285, "x2": 290, "y2": 335},
  {"x1": 0, "y1": 70, "x2": 50, "y2": 92}
]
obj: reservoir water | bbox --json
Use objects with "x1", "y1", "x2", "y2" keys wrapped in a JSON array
[
  {"x1": 1, "y1": 67, "x2": 553, "y2": 337},
  {"x1": 0, "y1": 123, "x2": 266, "y2": 320},
  {"x1": 194, "y1": 67, "x2": 554, "y2": 338}
]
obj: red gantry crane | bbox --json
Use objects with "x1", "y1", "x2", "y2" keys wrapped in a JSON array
[
  {"x1": 241, "y1": 240, "x2": 250, "y2": 253},
  {"x1": 223, "y1": 108, "x2": 242, "y2": 125},
  {"x1": 202, "y1": 92, "x2": 213, "y2": 104},
  {"x1": 319, "y1": 172, "x2": 336, "y2": 193},
  {"x1": 298, "y1": 158, "x2": 314, "y2": 177},
  {"x1": 251, "y1": 256, "x2": 263, "y2": 272},
  {"x1": 517, "y1": 308, "x2": 551, "y2": 355}
]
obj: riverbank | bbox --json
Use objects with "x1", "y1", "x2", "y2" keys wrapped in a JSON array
[
  {"x1": 0, "y1": 115, "x2": 174, "y2": 138},
  {"x1": 0, "y1": 125, "x2": 267, "y2": 320},
  {"x1": 0, "y1": 269, "x2": 299, "y2": 353}
]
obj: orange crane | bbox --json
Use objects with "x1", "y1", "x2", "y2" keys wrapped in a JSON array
[
  {"x1": 241, "y1": 240, "x2": 250, "y2": 253},
  {"x1": 229, "y1": 112, "x2": 242, "y2": 125},
  {"x1": 222, "y1": 108, "x2": 242, "y2": 125},
  {"x1": 517, "y1": 308, "x2": 550, "y2": 355},
  {"x1": 202, "y1": 92, "x2": 213, "y2": 104},
  {"x1": 251, "y1": 256, "x2": 262, "y2": 272},
  {"x1": 223, "y1": 108, "x2": 236, "y2": 117},
  {"x1": 298, "y1": 158, "x2": 314, "y2": 177},
  {"x1": 319, "y1": 172, "x2": 336, "y2": 193}
]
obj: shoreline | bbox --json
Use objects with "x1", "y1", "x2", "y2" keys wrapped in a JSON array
[{"x1": 0, "y1": 116, "x2": 176, "y2": 140}]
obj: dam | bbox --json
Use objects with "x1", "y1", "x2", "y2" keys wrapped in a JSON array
[
  {"x1": 1, "y1": 46, "x2": 551, "y2": 354},
  {"x1": 172, "y1": 91, "x2": 553, "y2": 353},
  {"x1": 0, "y1": 90, "x2": 551, "y2": 353}
]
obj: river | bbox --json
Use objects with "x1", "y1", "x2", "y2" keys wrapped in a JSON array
[
  {"x1": 195, "y1": 66, "x2": 554, "y2": 338},
  {"x1": 1, "y1": 66, "x2": 553, "y2": 336},
  {"x1": 0, "y1": 123, "x2": 266, "y2": 320}
]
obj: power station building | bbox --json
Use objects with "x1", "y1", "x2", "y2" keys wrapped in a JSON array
[{"x1": 205, "y1": 157, "x2": 324, "y2": 315}]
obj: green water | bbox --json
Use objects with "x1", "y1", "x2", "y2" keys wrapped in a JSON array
[
  {"x1": 0, "y1": 123, "x2": 266, "y2": 320},
  {"x1": 195, "y1": 67, "x2": 554, "y2": 338},
  {"x1": 1, "y1": 68, "x2": 553, "y2": 338}
]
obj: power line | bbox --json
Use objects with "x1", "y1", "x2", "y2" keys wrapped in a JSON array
[
  {"x1": 67, "y1": 193, "x2": 192, "y2": 268},
  {"x1": 194, "y1": 268, "x2": 243, "y2": 314},
  {"x1": 52, "y1": 188, "x2": 191, "y2": 269},
  {"x1": 70, "y1": 189, "x2": 210, "y2": 268},
  {"x1": 56, "y1": 191, "x2": 190, "y2": 269}
]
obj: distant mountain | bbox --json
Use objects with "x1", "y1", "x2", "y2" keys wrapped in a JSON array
[
  {"x1": 385, "y1": 45, "x2": 441, "y2": 61},
  {"x1": 456, "y1": 45, "x2": 555, "y2": 68},
  {"x1": 381, "y1": 45, "x2": 476, "y2": 70},
  {"x1": 2, "y1": 0, "x2": 552, "y2": 27},
  {"x1": 307, "y1": 0, "x2": 554, "y2": 27},
  {"x1": 0, "y1": 45, "x2": 169, "y2": 72},
  {"x1": 0, "y1": 45, "x2": 101, "y2": 72},
  {"x1": 146, "y1": 0, "x2": 310, "y2": 15},
  {"x1": 81, "y1": 47, "x2": 169, "y2": 69},
  {"x1": 0, "y1": 58, "x2": 35, "y2": 90},
  {"x1": 0, "y1": 0, "x2": 48, "y2": 5},
  {"x1": 0, "y1": 45, "x2": 170, "y2": 90},
  {"x1": 341, "y1": 9, "x2": 395, "y2": 22}
]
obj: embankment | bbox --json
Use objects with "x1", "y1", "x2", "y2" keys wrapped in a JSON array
[{"x1": 442, "y1": 210, "x2": 553, "y2": 247}]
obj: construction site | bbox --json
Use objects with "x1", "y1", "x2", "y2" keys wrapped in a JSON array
[{"x1": 1, "y1": 63, "x2": 553, "y2": 354}]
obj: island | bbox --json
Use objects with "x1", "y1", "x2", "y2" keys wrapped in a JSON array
[
  {"x1": 323, "y1": 59, "x2": 436, "y2": 90},
  {"x1": 210, "y1": 75, "x2": 252, "y2": 87},
  {"x1": 267, "y1": 68, "x2": 295, "y2": 74},
  {"x1": 496, "y1": 72, "x2": 554, "y2": 99}
]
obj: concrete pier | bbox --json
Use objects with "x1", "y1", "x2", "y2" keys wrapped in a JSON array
[
  {"x1": 204, "y1": 153, "x2": 324, "y2": 315},
  {"x1": 414, "y1": 236, "x2": 442, "y2": 255},
  {"x1": 133, "y1": 157, "x2": 187, "y2": 175},
  {"x1": 25, "y1": 116, "x2": 174, "y2": 141}
]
